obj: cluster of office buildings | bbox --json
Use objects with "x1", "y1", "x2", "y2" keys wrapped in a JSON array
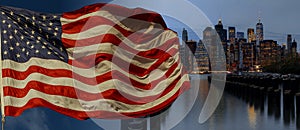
[{"x1": 180, "y1": 18, "x2": 298, "y2": 73}]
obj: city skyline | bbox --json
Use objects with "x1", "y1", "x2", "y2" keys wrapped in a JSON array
[
  {"x1": 173, "y1": 17, "x2": 299, "y2": 52},
  {"x1": 180, "y1": 17, "x2": 298, "y2": 73},
  {"x1": 168, "y1": 0, "x2": 300, "y2": 51}
]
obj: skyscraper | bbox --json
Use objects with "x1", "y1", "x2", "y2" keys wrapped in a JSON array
[
  {"x1": 195, "y1": 40, "x2": 210, "y2": 73},
  {"x1": 237, "y1": 32, "x2": 245, "y2": 39},
  {"x1": 228, "y1": 27, "x2": 236, "y2": 44},
  {"x1": 185, "y1": 40, "x2": 197, "y2": 73},
  {"x1": 214, "y1": 19, "x2": 228, "y2": 67},
  {"x1": 287, "y1": 34, "x2": 292, "y2": 54},
  {"x1": 203, "y1": 27, "x2": 225, "y2": 72},
  {"x1": 215, "y1": 19, "x2": 227, "y2": 42},
  {"x1": 180, "y1": 28, "x2": 188, "y2": 73},
  {"x1": 256, "y1": 18, "x2": 264, "y2": 42},
  {"x1": 182, "y1": 28, "x2": 188, "y2": 43},
  {"x1": 281, "y1": 44, "x2": 287, "y2": 61},
  {"x1": 241, "y1": 42, "x2": 255, "y2": 71},
  {"x1": 247, "y1": 28, "x2": 256, "y2": 43},
  {"x1": 292, "y1": 39, "x2": 297, "y2": 57},
  {"x1": 238, "y1": 38, "x2": 246, "y2": 71},
  {"x1": 260, "y1": 40, "x2": 279, "y2": 66},
  {"x1": 228, "y1": 27, "x2": 236, "y2": 71},
  {"x1": 255, "y1": 17, "x2": 263, "y2": 65},
  {"x1": 186, "y1": 40, "x2": 197, "y2": 54}
]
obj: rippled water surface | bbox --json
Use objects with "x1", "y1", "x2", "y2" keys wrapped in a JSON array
[{"x1": 170, "y1": 75, "x2": 298, "y2": 130}]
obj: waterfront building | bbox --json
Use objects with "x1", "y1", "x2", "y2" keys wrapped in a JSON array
[
  {"x1": 228, "y1": 27, "x2": 236, "y2": 44},
  {"x1": 203, "y1": 27, "x2": 225, "y2": 72},
  {"x1": 281, "y1": 44, "x2": 287, "y2": 61},
  {"x1": 259, "y1": 40, "x2": 280, "y2": 66},
  {"x1": 237, "y1": 32, "x2": 245, "y2": 39},
  {"x1": 256, "y1": 18, "x2": 264, "y2": 42},
  {"x1": 229, "y1": 43, "x2": 235, "y2": 71},
  {"x1": 182, "y1": 28, "x2": 188, "y2": 43},
  {"x1": 241, "y1": 42, "x2": 255, "y2": 71},
  {"x1": 180, "y1": 28, "x2": 189, "y2": 72},
  {"x1": 228, "y1": 27, "x2": 236, "y2": 70},
  {"x1": 292, "y1": 39, "x2": 298, "y2": 58},
  {"x1": 255, "y1": 17, "x2": 263, "y2": 66},
  {"x1": 214, "y1": 19, "x2": 229, "y2": 69},
  {"x1": 186, "y1": 40, "x2": 197, "y2": 54},
  {"x1": 238, "y1": 38, "x2": 246, "y2": 71},
  {"x1": 194, "y1": 40, "x2": 210, "y2": 73},
  {"x1": 185, "y1": 40, "x2": 197, "y2": 73},
  {"x1": 276, "y1": 45, "x2": 282, "y2": 63},
  {"x1": 179, "y1": 41, "x2": 197, "y2": 74},
  {"x1": 215, "y1": 19, "x2": 227, "y2": 42},
  {"x1": 287, "y1": 34, "x2": 292, "y2": 54},
  {"x1": 247, "y1": 28, "x2": 256, "y2": 43}
]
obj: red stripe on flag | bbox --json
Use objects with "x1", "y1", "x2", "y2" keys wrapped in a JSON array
[
  {"x1": 68, "y1": 51, "x2": 175, "y2": 70},
  {"x1": 62, "y1": 35, "x2": 178, "y2": 58},
  {"x1": 62, "y1": 33, "x2": 165, "y2": 48},
  {"x1": 62, "y1": 16, "x2": 133, "y2": 35},
  {"x1": 3, "y1": 61, "x2": 179, "y2": 89},
  {"x1": 5, "y1": 81, "x2": 189, "y2": 120},
  {"x1": 4, "y1": 74, "x2": 182, "y2": 104},
  {"x1": 65, "y1": 38, "x2": 178, "y2": 59}
]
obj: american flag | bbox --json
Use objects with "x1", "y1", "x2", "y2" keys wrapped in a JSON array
[{"x1": 0, "y1": 3, "x2": 190, "y2": 120}]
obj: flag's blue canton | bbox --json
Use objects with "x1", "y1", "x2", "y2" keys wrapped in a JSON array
[{"x1": 0, "y1": 6, "x2": 68, "y2": 63}]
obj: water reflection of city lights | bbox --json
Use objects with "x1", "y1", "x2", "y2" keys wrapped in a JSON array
[{"x1": 248, "y1": 105, "x2": 257, "y2": 129}]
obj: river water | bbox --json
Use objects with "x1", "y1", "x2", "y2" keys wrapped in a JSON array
[{"x1": 168, "y1": 75, "x2": 298, "y2": 130}]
